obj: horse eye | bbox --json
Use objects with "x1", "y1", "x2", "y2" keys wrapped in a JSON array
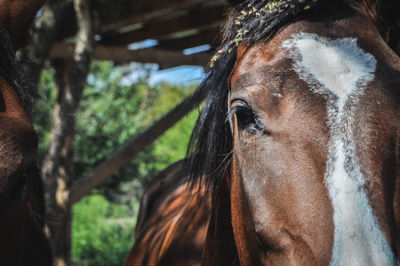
[
  {"x1": 234, "y1": 106, "x2": 261, "y2": 134},
  {"x1": 236, "y1": 107, "x2": 254, "y2": 127}
]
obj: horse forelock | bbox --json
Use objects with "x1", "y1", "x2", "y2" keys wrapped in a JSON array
[
  {"x1": 0, "y1": 22, "x2": 34, "y2": 111},
  {"x1": 186, "y1": 55, "x2": 235, "y2": 191}
]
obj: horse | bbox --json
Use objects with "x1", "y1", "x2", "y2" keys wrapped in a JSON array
[
  {"x1": 125, "y1": 160, "x2": 211, "y2": 266},
  {"x1": 0, "y1": 0, "x2": 52, "y2": 265},
  {"x1": 184, "y1": 0, "x2": 400, "y2": 264},
  {"x1": 128, "y1": 0, "x2": 400, "y2": 264}
]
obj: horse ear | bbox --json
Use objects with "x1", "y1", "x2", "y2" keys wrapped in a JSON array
[
  {"x1": 353, "y1": 0, "x2": 400, "y2": 43},
  {"x1": 0, "y1": 0, "x2": 46, "y2": 50},
  {"x1": 379, "y1": 0, "x2": 400, "y2": 53}
]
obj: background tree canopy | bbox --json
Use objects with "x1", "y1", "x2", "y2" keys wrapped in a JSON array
[{"x1": 34, "y1": 61, "x2": 199, "y2": 265}]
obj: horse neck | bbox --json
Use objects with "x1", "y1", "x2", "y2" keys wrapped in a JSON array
[{"x1": 0, "y1": 77, "x2": 29, "y2": 121}]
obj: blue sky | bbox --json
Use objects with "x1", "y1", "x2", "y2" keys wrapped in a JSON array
[
  {"x1": 120, "y1": 63, "x2": 205, "y2": 87},
  {"x1": 128, "y1": 40, "x2": 208, "y2": 86},
  {"x1": 149, "y1": 66, "x2": 205, "y2": 85}
]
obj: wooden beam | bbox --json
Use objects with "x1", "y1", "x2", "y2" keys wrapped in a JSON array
[
  {"x1": 53, "y1": 1, "x2": 228, "y2": 45},
  {"x1": 100, "y1": 6, "x2": 227, "y2": 46},
  {"x1": 70, "y1": 84, "x2": 209, "y2": 204},
  {"x1": 227, "y1": 0, "x2": 243, "y2": 4},
  {"x1": 157, "y1": 28, "x2": 219, "y2": 50},
  {"x1": 50, "y1": 43, "x2": 210, "y2": 67},
  {"x1": 100, "y1": 0, "x2": 219, "y2": 33}
]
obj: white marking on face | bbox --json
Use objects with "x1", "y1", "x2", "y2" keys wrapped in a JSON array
[
  {"x1": 283, "y1": 33, "x2": 396, "y2": 266},
  {"x1": 272, "y1": 92, "x2": 283, "y2": 98}
]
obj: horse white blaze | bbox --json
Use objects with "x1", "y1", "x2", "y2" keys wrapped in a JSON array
[{"x1": 282, "y1": 33, "x2": 396, "y2": 265}]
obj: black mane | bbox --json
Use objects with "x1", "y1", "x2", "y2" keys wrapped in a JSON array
[
  {"x1": 0, "y1": 23, "x2": 34, "y2": 111},
  {"x1": 185, "y1": 0, "x2": 400, "y2": 190}
]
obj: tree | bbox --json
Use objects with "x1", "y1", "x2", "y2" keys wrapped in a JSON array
[
  {"x1": 36, "y1": 62, "x2": 199, "y2": 201},
  {"x1": 39, "y1": 0, "x2": 94, "y2": 264}
]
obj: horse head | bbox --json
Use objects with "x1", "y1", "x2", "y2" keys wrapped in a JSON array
[
  {"x1": 188, "y1": 0, "x2": 400, "y2": 264},
  {"x1": 0, "y1": 0, "x2": 51, "y2": 265}
]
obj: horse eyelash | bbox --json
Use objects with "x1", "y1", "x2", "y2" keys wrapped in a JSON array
[
  {"x1": 227, "y1": 104, "x2": 264, "y2": 132},
  {"x1": 227, "y1": 108, "x2": 236, "y2": 122},
  {"x1": 227, "y1": 104, "x2": 250, "y2": 120}
]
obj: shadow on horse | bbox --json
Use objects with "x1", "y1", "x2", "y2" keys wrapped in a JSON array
[
  {"x1": 0, "y1": 0, "x2": 52, "y2": 265},
  {"x1": 125, "y1": 160, "x2": 211, "y2": 266},
  {"x1": 128, "y1": 0, "x2": 400, "y2": 265}
]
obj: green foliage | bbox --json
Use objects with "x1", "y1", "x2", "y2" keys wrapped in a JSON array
[
  {"x1": 74, "y1": 62, "x2": 161, "y2": 199},
  {"x1": 147, "y1": 83, "x2": 198, "y2": 171},
  {"x1": 34, "y1": 67, "x2": 56, "y2": 163},
  {"x1": 72, "y1": 194, "x2": 137, "y2": 266},
  {"x1": 34, "y1": 61, "x2": 200, "y2": 265},
  {"x1": 73, "y1": 62, "x2": 198, "y2": 198}
]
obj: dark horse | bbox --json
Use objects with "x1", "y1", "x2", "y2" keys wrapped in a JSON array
[
  {"x1": 129, "y1": 0, "x2": 400, "y2": 264},
  {"x1": 0, "y1": 0, "x2": 52, "y2": 265}
]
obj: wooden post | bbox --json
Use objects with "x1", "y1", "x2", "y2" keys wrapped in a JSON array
[
  {"x1": 40, "y1": 0, "x2": 93, "y2": 264},
  {"x1": 18, "y1": 0, "x2": 72, "y2": 95}
]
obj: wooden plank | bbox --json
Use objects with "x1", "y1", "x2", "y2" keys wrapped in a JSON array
[
  {"x1": 100, "y1": 0, "x2": 218, "y2": 33},
  {"x1": 70, "y1": 84, "x2": 209, "y2": 204},
  {"x1": 100, "y1": 6, "x2": 227, "y2": 46},
  {"x1": 50, "y1": 43, "x2": 210, "y2": 67},
  {"x1": 227, "y1": 0, "x2": 243, "y2": 4},
  {"x1": 157, "y1": 28, "x2": 219, "y2": 50}
]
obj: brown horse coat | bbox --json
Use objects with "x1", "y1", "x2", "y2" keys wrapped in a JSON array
[
  {"x1": 0, "y1": 0, "x2": 52, "y2": 265},
  {"x1": 125, "y1": 160, "x2": 211, "y2": 266}
]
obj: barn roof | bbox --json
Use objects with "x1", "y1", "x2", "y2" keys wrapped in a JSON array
[{"x1": 51, "y1": 0, "x2": 236, "y2": 68}]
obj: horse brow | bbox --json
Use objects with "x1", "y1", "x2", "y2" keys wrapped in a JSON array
[{"x1": 231, "y1": 66, "x2": 283, "y2": 94}]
